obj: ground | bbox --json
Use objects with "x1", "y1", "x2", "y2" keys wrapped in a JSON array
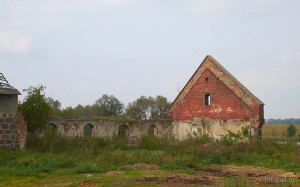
[
  {"x1": 4, "y1": 163, "x2": 298, "y2": 187},
  {"x1": 0, "y1": 124, "x2": 299, "y2": 186}
]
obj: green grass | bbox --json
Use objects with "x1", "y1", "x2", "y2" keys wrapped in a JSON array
[{"x1": 0, "y1": 134, "x2": 299, "y2": 186}]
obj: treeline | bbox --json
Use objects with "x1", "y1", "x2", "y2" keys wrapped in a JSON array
[
  {"x1": 18, "y1": 85, "x2": 171, "y2": 132},
  {"x1": 52, "y1": 95, "x2": 170, "y2": 120},
  {"x1": 266, "y1": 118, "x2": 300, "y2": 124}
]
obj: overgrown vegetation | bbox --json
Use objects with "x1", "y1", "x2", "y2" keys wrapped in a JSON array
[
  {"x1": 18, "y1": 85, "x2": 51, "y2": 132},
  {"x1": 18, "y1": 85, "x2": 171, "y2": 132},
  {"x1": 0, "y1": 133, "x2": 299, "y2": 186},
  {"x1": 287, "y1": 124, "x2": 297, "y2": 137}
]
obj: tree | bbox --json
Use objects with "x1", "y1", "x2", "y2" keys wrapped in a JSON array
[
  {"x1": 150, "y1": 96, "x2": 171, "y2": 119},
  {"x1": 126, "y1": 96, "x2": 153, "y2": 120},
  {"x1": 287, "y1": 124, "x2": 297, "y2": 137},
  {"x1": 47, "y1": 97, "x2": 62, "y2": 118},
  {"x1": 18, "y1": 85, "x2": 51, "y2": 132},
  {"x1": 61, "y1": 106, "x2": 75, "y2": 118},
  {"x1": 125, "y1": 95, "x2": 170, "y2": 120},
  {"x1": 94, "y1": 94, "x2": 124, "y2": 117}
]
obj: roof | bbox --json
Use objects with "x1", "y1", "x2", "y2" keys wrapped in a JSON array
[
  {"x1": 170, "y1": 55, "x2": 264, "y2": 109},
  {"x1": 0, "y1": 73, "x2": 21, "y2": 95}
]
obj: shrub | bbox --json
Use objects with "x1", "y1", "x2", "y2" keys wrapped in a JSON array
[
  {"x1": 287, "y1": 124, "x2": 297, "y2": 137},
  {"x1": 207, "y1": 153, "x2": 222, "y2": 164}
]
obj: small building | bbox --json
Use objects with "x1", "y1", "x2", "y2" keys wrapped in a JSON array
[
  {"x1": 0, "y1": 73, "x2": 26, "y2": 149},
  {"x1": 168, "y1": 55, "x2": 264, "y2": 140}
]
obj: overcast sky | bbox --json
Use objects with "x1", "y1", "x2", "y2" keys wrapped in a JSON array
[{"x1": 1, "y1": 0, "x2": 299, "y2": 119}]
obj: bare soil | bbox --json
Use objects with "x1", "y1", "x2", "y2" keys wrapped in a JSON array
[{"x1": 76, "y1": 163, "x2": 300, "y2": 186}]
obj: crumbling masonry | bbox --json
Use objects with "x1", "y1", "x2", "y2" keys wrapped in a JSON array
[
  {"x1": 0, "y1": 73, "x2": 26, "y2": 149},
  {"x1": 46, "y1": 56, "x2": 264, "y2": 140},
  {"x1": 0, "y1": 55, "x2": 264, "y2": 147}
]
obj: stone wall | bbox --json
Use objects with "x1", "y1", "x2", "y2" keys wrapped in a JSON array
[
  {"x1": 47, "y1": 118, "x2": 256, "y2": 141},
  {"x1": 0, "y1": 113, "x2": 27, "y2": 149},
  {"x1": 172, "y1": 118, "x2": 252, "y2": 140},
  {"x1": 47, "y1": 118, "x2": 173, "y2": 140}
]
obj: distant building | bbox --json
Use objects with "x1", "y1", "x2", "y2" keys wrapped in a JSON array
[
  {"x1": 169, "y1": 55, "x2": 264, "y2": 140},
  {"x1": 0, "y1": 73, "x2": 26, "y2": 149}
]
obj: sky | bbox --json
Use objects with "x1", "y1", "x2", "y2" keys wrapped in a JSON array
[{"x1": 0, "y1": 0, "x2": 299, "y2": 119}]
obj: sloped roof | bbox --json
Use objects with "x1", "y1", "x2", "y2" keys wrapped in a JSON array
[
  {"x1": 0, "y1": 73, "x2": 21, "y2": 95},
  {"x1": 170, "y1": 55, "x2": 264, "y2": 108}
]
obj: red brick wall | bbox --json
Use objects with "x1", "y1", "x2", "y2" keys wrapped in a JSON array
[
  {"x1": 0, "y1": 113, "x2": 27, "y2": 149},
  {"x1": 169, "y1": 69, "x2": 260, "y2": 121}
]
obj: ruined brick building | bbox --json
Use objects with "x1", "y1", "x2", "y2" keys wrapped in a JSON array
[
  {"x1": 169, "y1": 55, "x2": 264, "y2": 139},
  {"x1": 0, "y1": 55, "x2": 264, "y2": 147},
  {"x1": 48, "y1": 55, "x2": 264, "y2": 140},
  {"x1": 0, "y1": 73, "x2": 27, "y2": 149}
]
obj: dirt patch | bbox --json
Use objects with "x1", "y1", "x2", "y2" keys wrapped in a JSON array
[
  {"x1": 125, "y1": 163, "x2": 299, "y2": 185},
  {"x1": 78, "y1": 180, "x2": 98, "y2": 187},
  {"x1": 200, "y1": 165, "x2": 300, "y2": 185},
  {"x1": 121, "y1": 163, "x2": 160, "y2": 170},
  {"x1": 136, "y1": 173, "x2": 214, "y2": 185},
  {"x1": 105, "y1": 171, "x2": 125, "y2": 176},
  {"x1": 80, "y1": 174, "x2": 93, "y2": 178},
  {"x1": 114, "y1": 163, "x2": 299, "y2": 186}
]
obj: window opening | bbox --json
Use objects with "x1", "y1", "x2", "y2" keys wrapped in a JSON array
[{"x1": 204, "y1": 93, "x2": 211, "y2": 106}]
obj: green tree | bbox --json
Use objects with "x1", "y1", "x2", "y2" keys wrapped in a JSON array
[
  {"x1": 150, "y1": 95, "x2": 171, "y2": 119},
  {"x1": 287, "y1": 124, "x2": 297, "y2": 137},
  {"x1": 46, "y1": 97, "x2": 62, "y2": 118},
  {"x1": 95, "y1": 94, "x2": 124, "y2": 117},
  {"x1": 61, "y1": 106, "x2": 75, "y2": 118},
  {"x1": 18, "y1": 85, "x2": 51, "y2": 132},
  {"x1": 73, "y1": 104, "x2": 84, "y2": 118},
  {"x1": 81, "y1": 105, "x2": 95, "y2": 117},
  {"x1": 125, "y1": 95, "x2": 170, "y2": 120},
  {"x1": 126, "y1": 96, "x2": 153, "y2": 120}
]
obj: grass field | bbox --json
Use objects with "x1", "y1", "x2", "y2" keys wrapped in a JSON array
[
  {"x1": 0, "y1": 132, "x2": 299, "y2": 186},
  {"x1": 262, "y1": 124, "x2": 300, "y2": 140}
]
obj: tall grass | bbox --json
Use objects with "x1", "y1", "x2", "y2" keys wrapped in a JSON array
[
  {"x1": 28, "y1": 133, "x2": 300, "y2": 169},
  {"x1": 0, "y1": 133, "x2": 299, "y2": 183}
]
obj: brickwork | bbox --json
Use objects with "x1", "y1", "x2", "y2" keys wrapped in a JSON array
[
  {"x1": 170, "y1": 69, "x2": 252, "y2": 120},
  {"x1": 0, "y1": 113, "x2": 26, "y2": 149},
  {"x1": 0, "y1": 73, "x2": 26, "y2": 149},
  {"x1": 168, "y1": 55, "x2": 264, "y2": 139}
]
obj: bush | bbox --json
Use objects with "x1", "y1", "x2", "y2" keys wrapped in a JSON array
[
  {"x1": 287, "y1": 124, "x2": 297, "y2": 137},
  {"x1": 208, "y1": 153, "x2": 222, "y2": 164}
]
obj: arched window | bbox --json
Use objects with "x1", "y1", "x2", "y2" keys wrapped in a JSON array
[
  {"x1": 118, "y1": 124, "x2": 129, "y2": 138},
  {"x1": 148, "y1": 125, "x2": 157, "y2": 136},
  {"x1": 204, "y1": 93, "x2": 211, "y2": 106},
  {"x1": 47, "y1": 123, "x2": 57, "y2": 137},
  {"x1": 84, "y1": 124, "x2": 94, "y2": 136}
]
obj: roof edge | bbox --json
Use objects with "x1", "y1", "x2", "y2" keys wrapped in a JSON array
[
  {"x1": 206, "y1": 55, "x2": 264, "y2": 105},
  {"x1": 169, "y1": 55, "x2": 264, "y2": 110}
]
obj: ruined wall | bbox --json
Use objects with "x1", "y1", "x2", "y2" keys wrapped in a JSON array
[
  {"x1": 0, "y1": 95, "x2": 18, "y2": 115},
  {"x1": 47, "y1": 118, "x2": 255, "y2": 141},
  {"x1": 168, "y1": 56, "x2": 264, "y2": 139},
  {"x1": 0, "y1": 113, "x2": 27, "y2": 149},
  {"x1": 47, "y1": 118, "x2": 173, "y2": 140},
  {"x1": 172, "y1": 119, "x2": 251, "y2": 140}
]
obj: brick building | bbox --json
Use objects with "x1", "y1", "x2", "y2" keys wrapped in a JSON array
[
  {"x1": 169, "y1": 55, "x2": 264, "y2": 140},
  {"x1": 0, "y1": 73, "x2": 26, "y2": 149}
]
